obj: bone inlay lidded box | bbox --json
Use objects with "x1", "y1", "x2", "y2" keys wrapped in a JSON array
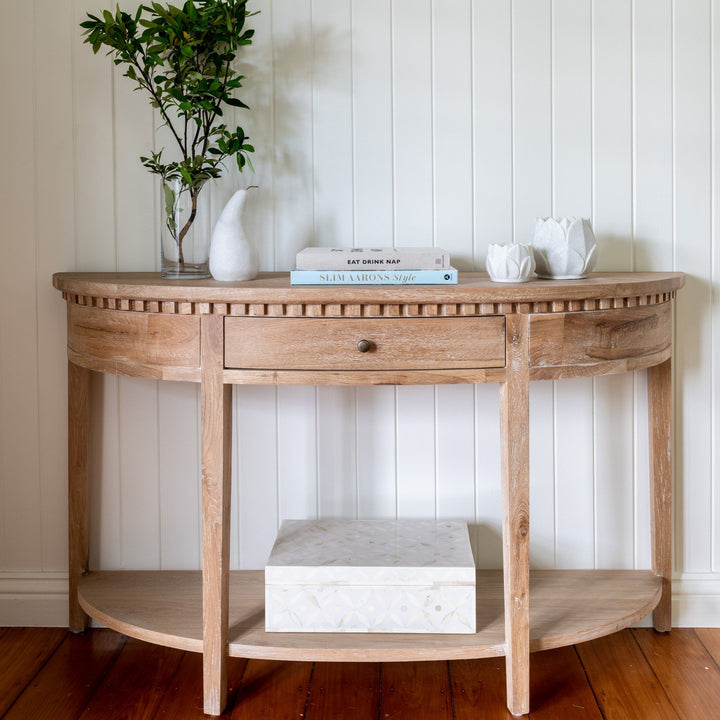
[{"x1": 265, "y1": 519, "x2": 476, "y2": 633}]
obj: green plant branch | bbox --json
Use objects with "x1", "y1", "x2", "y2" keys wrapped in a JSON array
[{"x1": 81, "y1": 1, "x2": 256, "y2": 270}]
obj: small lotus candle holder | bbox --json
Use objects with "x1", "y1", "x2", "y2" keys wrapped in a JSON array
[
  {"x1": 486, "y1": 242, "x2": 536, "y2": 283},
  {"x1": 531, "y1": 217, "x2": 598, "y2": 279}
]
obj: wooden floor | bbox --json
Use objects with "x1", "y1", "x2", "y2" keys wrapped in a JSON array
[{"x1": 1, "y1": 627, "x2": 720, "y2": 719}]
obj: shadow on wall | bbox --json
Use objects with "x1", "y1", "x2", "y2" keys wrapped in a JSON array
[{"x1": 232, "y1": 21, "x2": 342, "y2": 267}]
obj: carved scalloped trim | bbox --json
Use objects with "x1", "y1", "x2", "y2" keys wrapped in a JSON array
[{"x1": 61, "y1": 291, "x2": 676, "y2": 317}]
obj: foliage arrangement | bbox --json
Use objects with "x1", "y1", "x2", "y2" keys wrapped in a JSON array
[{"x1": 81, "y1": 1, "x2": 256, "y2": 265}]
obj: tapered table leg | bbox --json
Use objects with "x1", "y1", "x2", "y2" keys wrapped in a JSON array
[
  {"x1": 499, "y1": 313, "x2": 531, "y2": 716},
  {"x1": 68, "y1": 360, "x2": 91, "y2": 633},
  {"x1": 201, "y1": 315, "x2": 233, "y2": 715},
  {"x1": 648, "y1": 358, "x2": 673, "y2": 632}
]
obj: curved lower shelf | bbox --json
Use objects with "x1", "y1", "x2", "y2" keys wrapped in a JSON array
[{"x1": 78, "y1": 569, "x2": 661, "y2": 662}]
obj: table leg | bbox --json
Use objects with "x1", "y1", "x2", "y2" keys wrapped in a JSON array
[
  {"x1": 68, "y1": 360, "x2": 91, "y2": 633},
  {"x1": 201, "y1": 315, "x2": 233, "y2": 715},
  {"x1": 499, "y1": 314, "x2": 531, "y2": 716},
  {"x1": 648, "y1": 357, "x2": 673, "y2": 632}
]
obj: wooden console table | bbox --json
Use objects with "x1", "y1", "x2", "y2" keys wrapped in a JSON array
[{"x1": 54, "y1": 271, "x2": 684, "y2": 717}]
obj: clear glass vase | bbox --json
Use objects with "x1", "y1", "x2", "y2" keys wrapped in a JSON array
[{"x1": 160, "y1": 176, "x2": 211, "y2": 279}]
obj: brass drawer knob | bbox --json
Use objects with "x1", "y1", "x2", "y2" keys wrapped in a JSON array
[{"x1": 357, "y1": 339, "x2": 373, "y2": 353}]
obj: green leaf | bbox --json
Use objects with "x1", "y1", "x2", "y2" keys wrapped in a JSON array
[
  {"x1": 224, "y1": 97, "x2": 249, "y2": 109},
  {"x1": 179, "y1": 167, "x2": 193, "y2": 185}
]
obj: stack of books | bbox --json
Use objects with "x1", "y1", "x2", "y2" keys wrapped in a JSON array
[{"x1": 290, "y1": 247, "x2": 457, "y2": 285}]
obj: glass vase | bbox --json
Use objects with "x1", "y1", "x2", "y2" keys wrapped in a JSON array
[{"x1": 160, "y1": 176, "x2": 211, "y2": 279}]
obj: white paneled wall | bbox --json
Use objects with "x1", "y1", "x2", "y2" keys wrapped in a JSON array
[{"x1": 0, "y1": 0, "x2": 718, "y2": 625}]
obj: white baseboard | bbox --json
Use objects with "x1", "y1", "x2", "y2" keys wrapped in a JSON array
[
  {"x1": 672, "y1": 573, "x2": 720, "y2": 627},
  {"x1": 0, "y1": 572, "x2": 68, "y2": 626},
  {"x1": 1, "y1": 571, "x2": 719, "y2": 628}
]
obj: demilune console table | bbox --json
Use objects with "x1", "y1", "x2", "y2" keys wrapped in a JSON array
[{"x1": 54, "y1": 271, "x2": 685, "y2": 717}]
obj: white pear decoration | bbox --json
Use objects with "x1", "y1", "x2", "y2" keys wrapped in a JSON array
[
  {"x1": 531, "y1": 217, "x2": 598, "y2": 279},
  {"x1": 209, "y1": 186, "x2": 259, "y2": 281}
]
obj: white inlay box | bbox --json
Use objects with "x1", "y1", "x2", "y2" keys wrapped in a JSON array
[{"x1": 265, "y1": 519, "x2": 476, "y2": 633}]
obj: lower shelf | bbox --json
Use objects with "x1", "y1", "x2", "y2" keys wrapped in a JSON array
[{"x1": 78, "y1": 569, "x2": 662, "y2": 662}]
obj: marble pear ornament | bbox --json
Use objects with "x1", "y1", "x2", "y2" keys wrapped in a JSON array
[{"x1": 209, "y1": 186, "x2": 259, "y2": 281}]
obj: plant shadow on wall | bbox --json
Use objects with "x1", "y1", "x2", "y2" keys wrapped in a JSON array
[
  {"x1": 81, "y1": 1, "x2": 257, "y2": 278},
  {"x1": 267, "y1": 21, "x2": 343, "y2": 261}
]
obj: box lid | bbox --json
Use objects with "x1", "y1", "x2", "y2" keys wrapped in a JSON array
[{"x1": 265, "y1": 519, "x2": 475, "y2": 586}]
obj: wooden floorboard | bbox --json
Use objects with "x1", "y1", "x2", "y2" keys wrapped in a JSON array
[
  {"x1": 632, "y1": 629, "x2": 720, "y2": 720},
  {"x1": 380, "y1": 661, "x2": 454, "y2": 720},
  {"x1": 305, "y1": 662, "x2": 380, "y2": 720},
  {"x1": 695, "y1": 627, "x2": 720, "y2": 666},
  {"x1": 76, "y1": 637, "x2": 184, "y2": 720},
  {"x1": 575, "y1": 631, "x2": 679, "y2": 720},
  {"x1": 2, "y1": 629, "x2": 125, "y2": 720},
  {"x1": 0, "y1": 627, "x2": 67, "y2": 716},
  {"x1": 1, "y1": 628, "x2": 720, "y2": 719},
  {"x1": 229, "y1": 659, "x2": 313, "y2": 720},
  {"x1": 153, "y1": 652, "x2": 248, "y2": 719}
]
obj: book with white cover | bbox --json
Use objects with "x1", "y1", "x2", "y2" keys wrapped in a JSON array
[{"x1": 296, "y1": 246, "x2": 451, "y2": 271}]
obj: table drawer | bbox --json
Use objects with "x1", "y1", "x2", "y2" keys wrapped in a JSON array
[{"x1": 224, "y1": 316, "x2": 505, "y2": 371}]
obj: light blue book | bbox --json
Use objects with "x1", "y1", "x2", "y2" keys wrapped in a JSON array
[{"x1": 290, "y1": 268, "x2": 458, "y2": 285}]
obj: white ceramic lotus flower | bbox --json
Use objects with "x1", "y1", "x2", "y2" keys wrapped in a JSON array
[
  {"x1": 486, "y1": 243, "x2": 536, "y2": 283},
  {"x1": 531, "y1": 217, "x2": 598, "y2": 279}
]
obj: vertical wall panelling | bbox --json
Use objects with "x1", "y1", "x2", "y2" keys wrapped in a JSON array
[
  {"x1": 472, "y1": 1, "x2": 512, "y2": 568},
  {"x1": 351, "y1": 0, "x2": 394, "y2": 247},
  {"x1": 392, "y1": 0, "x2": 434, "y2": 247},
  {"x1": 73, "y1": 0, "x2": 117, "y2": 269},
  {"x1": 714, "y1": 0, "x2": 720, "y2": 573},
  {"x1": 3, "y1": 0, "x2": 720, "y2": 626},
  {"x1": 236, "y1": 386, "x2": 279, "y2": 569},
  {"x1": 237, "y1": 2, "x2": 275, "y2": 272},
  {"x1": 528, "y1": 383, "x2": 556, "y2": 568},
  {"x1": 432, "y1": 0, "x2": 475, "y2": 528},
  {"x1": 271, "y1": 0, "x2": 314, "y2": 268},
  {"x1": 310, "y1": 0, "x2": 358, "y2": 522},
  {"x1": 474, "y1": 385, "x2": 502, "y2": 568},
  {"x1": 513, "y1": 0, "x2": 557, "y2": 568},
  {"x1": 551, "y1": 0, "x2": 595, "y2": 569},
  {"x1": 317, "y1": 387, "x2": 358, "y2": 518},
  {"x1": 592, "y1": 0, "x2": 635, "y2": 569},
  {"x1": 633, "y1": 0, "x2": 674, "y2": 272},
  {"x1": 432, "y1": 0, "x2": 473, "y2": 266},
  {"x1": 35, "y1": 0, "x2": 76, "y2": 572},
  {"x1": 311, "y1": 0, "x2": 354, "y2": 248},
  {"x1": 356, "y1": 386, "x2": 397, "y2": 518},
  {"x1": 634, "y1": 371, "x2": 651, "y2": 569},
  {"x1": 673, "y1": 0, "x2": 713, "y2": 573},
  {"x1": 73, "y1": 0, "x2": 123, "y2": 572},
  {"x1": 159, "y1": 384, "x2": 200, "y2": 570},
  {"x1": 396, "y1": 386, "x2": 436, "y2": 518},
  {"x1": 113, "y1": 1, "x2": 156, "y2": 271},
  {"x1": 632, "y1": 0, "x2": 674, "y2": 571},
  {"x1": 351, "y1": 1, "x2": 396, "y2": 521},
  {"x1": 473, "y1": 0, "x2": 513, "y2": 258},
  {"x1": 0, "y1": 0, "x2": 41, "y2": 571},
  {"x1": 118, "y1": 378, "x2": 160, "y2": 569},
  {"x1": 511, "y1": 0, "x2": 552, "y2": 239},
  {"x1": 89, "y1": 374, "x2": 122, "y2": 570},
  {"x1": 110, "y1": 0, "x2": 164, "y2": 572},
  {"x1": 35, "y1": 29, "x2": 74, "y2": 566},
  {"x1": 392, "y1": 0, "x2": 437, "y2": 520},
  {"x1": 436, "y1": 384, "x2": 475, "y2": 520},
  {"x1": 277, "y1": 386, "x2": 318, "y2": 521}
]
